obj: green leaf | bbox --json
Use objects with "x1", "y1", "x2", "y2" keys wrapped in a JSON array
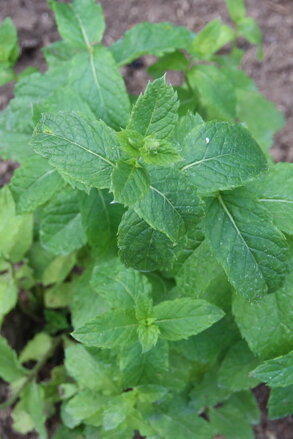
[
  {"x1": 268, "y1": 386, "x2": 293, "y2": 419},
  {"x1": 45, "y1": 283, "x2": 73, "y2": 308},
  {"x1": 19, "y1": 333, "x2": 53, "y2": 364},
  {"x1": 0, "y1": 18, "x2": 19, "y2": 65},
  {"x1": 40, "y1": 188, "x2": 87, "y2": 255},
  {"x1": 22, "y1": 382, "x2": 47, "y2": 439},
  {"x1": 50, "y1": 0, "x2": 105, "y2": 48},
  {"x1": 65, "y1": 344, "x2": 118, "y2": 393},
  {"x1": 176, "y1": 240, "x2": 224, "y2": 297},
  {"x1": 10, "y1": 155, "x2": 63, "y2": 213},
  {"x1": 127, "y1": 77, "x2": 179, "y2": 141},
  {"x1": 225, "y1": 0, "x2": 246, "y2": 23},
  {"x1": 218, "y1": 340, "x2": 260, "y2": 391},
  {"x1": 118, "y1": 209, "x2": 202, "y2": 272},
  {"x1": 70, "y1": 268, "x2": 109, "y2": 330},
  {"x1": 210, "y1": 405, "x2": 254, "y2": 439},
  {"x1": 237, "y1": 17, "x2": 262, "y2": 45},
  {"x1": 0, "y1": 129, "x2": 32, "y2": 162},
  {"x1": 33, "y1": 87, "x2": 96, "y2": 125},
  {"x1": 252, "y1": 350, "x2": 293, "y2": 387},
  {"x1": 111, "y1": 161, "x2": 150, "y2": 205},
  {"x1": 91, "y1": 258, "x2": 152, "y2": 308},
  {"x1": 0, "y1": 336, "x2": 26, "y2": 382},
  {"x1": 251, "y1": 163, "x2": 293, "y2": 234},
  {"x1": 180, "y1": 122, "x2": 267, "y2": 194},
  {"x1": 0, "y1": 186, "x2": 33, "y2": 262},
  {"x1": 153, "y1": 298, "x2": 224, "y2": 341},
  {"x1": 64, "y1": 389, "x2": 106, "y2": 426},
  {"x1": 148, "y1": 51, "x2": 189, "y2": 78},
  {"x1": 0, "y1": 65, "x2": 16, "y2": 86},
  {"x1": 33, "y1": 112, "x2": 120, "y2": 190},
  {"x1": 149, "y1": 402, "x2": 215, "y2": 439},
  {"x1": 79, "y1": 188, "x2": 124, "y2": 254},
  {"x1": 0, "y1": 271, "x2": 18, "y2": 323},
  {"x1": 188, "y1": 18, "x2": 235, "y2": 58},
  {"x1": 68, "y1": 46, "x2": 130, "y2": 129},
  {"x1": 120, "y1": 340, "x2": 169, "y2": 387},
  {"x1": 42, "y1": 253, "x2": 76, "y2": 286},
  {"x1": 110, "y1": 22, "x2": 193, "y2": 66},
  {"x1": 232, "y1": 272, "x2": 293, "y2": 358},
  {"x1": 227, "y1": 392, "x2": 260, "y2": 425},
  {"x1": 187, "y1": 64, "x2": 236, "y2": 120},
  {"x1": 134, "y1": 167, "x2": 204, "y2": 242},
  {"x1": 137, "y1": 324, "x2": 160, "y2": 353},
  {"x1": 236, "y1": 90, "x2": 284, "y2": 152},
  {"x1": 72, "y1": 309, "x2": 138, "y2": 348},
  {"x1": 205, "y1": 189, "x2": 288, "y2": 300}
]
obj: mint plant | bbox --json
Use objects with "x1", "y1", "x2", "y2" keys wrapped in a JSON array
[{"x1": 0, "y1": 0, "x2": 292, "y2": 438}]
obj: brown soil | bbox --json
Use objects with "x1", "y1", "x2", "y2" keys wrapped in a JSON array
[{"x1": 0, "y1": 0, "x2": 293, "y2": 438}]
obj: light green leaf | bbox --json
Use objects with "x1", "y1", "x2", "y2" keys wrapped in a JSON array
[
  {"x1": 72, "y1": 309, "x2": 138, "y2": 348},
  {"x1": 148, "y1": 51, "x2": 189, "y2": 78},
  {"x1": 22, "y1": 382, "x2": 47, "y2": 439},
  {"x1": 42, "y1": 253, "x2": 76, "y2": 286},
  {"x1": 45, "y1": 283, "x2": 73, "y2": 308},
  {"x1": 187, "y1": 64, "x2": 236, "y2": 120},
  {"x1": 91, "y1": 258, "x2": 152, "y2": 308},
  {"x1": 173, "y1": 112, "x2": 204, "y2": 151},
  {"x1": 268, "y1": 386, "x2": 293, "y2": 419},
  {"x1": 33, "y1": 112, "x2": 120, "y2": 189},
  {"x1": 69, "y1": 46, "x2": 130, "y2": 129},
  {"x1": 232, "y1": 271, "x2": 293, "y2": 358},
  {"x1": 50, "y1": 0, "x2": 105, "y2": 48},
  {"x1": 141, "y1": 137, "x2": 182, "y2": 166},
  {"x1": 188, "y1": 18, "x2": 235, "y2": 58},
  {"x1": 12, "y1": 400, "x2": 35, "y2": 435},
  {"x1": 237, "y1": 17, "x2": 262, "y2": 45},
  {"x1": 180, "y1": 122, "x2": 267, "y2": 194},
  {"x1": 0, "y1": 336, "x2": 26, "y2": 382},
  {"x1": 40, "y1": 188, "x2": 87, "y2": 255},
  {"x1": 252, "y1": 350, "x2": 293, "y2": 387},
  {"x1": 64, "y1": 389, "x2": 106, "y2": 426},
  {"x1": 225, "y1": 0, "x2": 246, "y2": 23},
  {"x1": 251, "y1": 163, "x2": 293, "y2": 234},
  {"x1": 0, "y1": 18, "x2": 19, "y2": 64},
  {"x1": 65, "y1": 344, "x2": 118, "y2": 393},
  {"x1": 237, "y1": 89, "x2": 284, "y2": 152},
  {"x1": 10, "y1": 155, "x2": 63, "y2": 213},
  {"x1": 19, "y1": 333, "x2": 53, "y2": 364},
  {"x1": 70, "y1": 268, "x2": 109, "y2": 330},
  {"x1": 205, "y1": 189, "x2": 288, "y2": 300},
  {"x1": 0, "y1": 65, "x2": 16, "y2": 86},
  {"x1": 134, "y1": 166, "x2": 204, "y2": 242},
  {"x1": 111, "y1": 161, "x2": 150, "y2": 205},
  {"x1": 0, "y1": 186, "x2": 33, "y2": 262},
  {"x1": 137, "y1": 324, "x2": 160, "y2": 353},
  {"x1": 127, "y1": 77, "x2": 179, "y2": 141},
  {"x1": 0, "y1": 130, "x2": 32, "y2": 162},
  {"x1": 218, "y1": 340, "x2": 260, "y2": 391},
  {"x1": 0, "y1": 271, "x2": 18, "y2": 322},
  {"x1": 110, "y1": 22, "x2": 193, "y2": 66},
  {"x1": 153, "y1": 298, "x2": 224, "y2": 341}
]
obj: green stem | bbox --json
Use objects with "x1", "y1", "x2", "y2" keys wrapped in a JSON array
[{"x1": 0, "y1": 336, "x2": 62, "y2": 410}]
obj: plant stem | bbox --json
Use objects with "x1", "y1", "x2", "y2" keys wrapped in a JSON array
[{"x1": 0, "y1": 336, "x2": 62, "y2": 410}]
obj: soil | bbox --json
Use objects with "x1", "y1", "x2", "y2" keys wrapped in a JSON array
[{"x1": 0, "y1": 0, "x2": 292, "y2": 438}]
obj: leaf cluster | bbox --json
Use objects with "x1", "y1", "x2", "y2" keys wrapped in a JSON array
[{"x1": 0, "y1": 1, "x2": 291, "y2": 438}]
